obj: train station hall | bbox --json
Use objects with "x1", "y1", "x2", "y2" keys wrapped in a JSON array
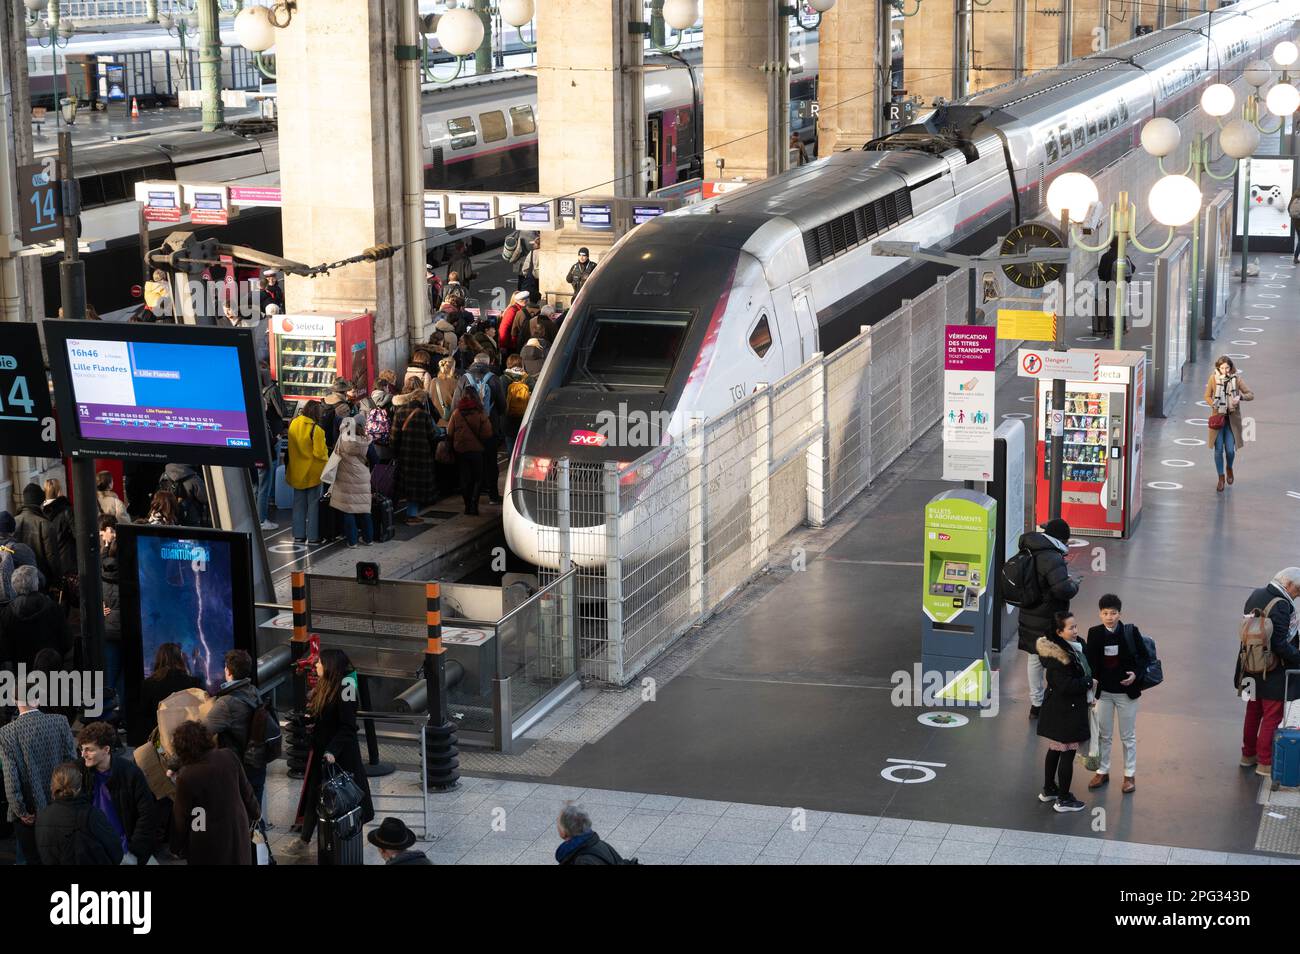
[{"x1": 1, "y1": 0, "x2": 1299, "y2": 926}]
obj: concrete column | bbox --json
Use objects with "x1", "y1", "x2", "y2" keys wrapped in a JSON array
[
  {"x1": 703, "y1": 0, "x2": 778, "y2": 181},
  {"x1": 276, "y1": 0, "x2": 408, "y2": 373},
  {"x1": 817, "y1": 0, "x2": 876, "y2": 152},
  {"x1": 906, "y1": 0, "x2": 957, "y2": 105},
  {"x1": 536, "y1": 0, "x2": 642, "y2": 301}
]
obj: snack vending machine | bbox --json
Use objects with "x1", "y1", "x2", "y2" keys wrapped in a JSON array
[
  {"x1": 267, "y1": 312, "x2": 375, "y2": 402},
  {"x1": 1034, "y1": 350, "x2": 1146, "y2": 538}
]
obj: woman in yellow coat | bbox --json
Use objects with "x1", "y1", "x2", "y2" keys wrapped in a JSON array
[{"x1": 286, "y1": 400, "x2": 329, "y2": 542}]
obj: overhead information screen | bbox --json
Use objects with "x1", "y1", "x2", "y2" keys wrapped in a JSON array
[{"x1": 45, "y1": 320, "x2": 270, "y2": 467}]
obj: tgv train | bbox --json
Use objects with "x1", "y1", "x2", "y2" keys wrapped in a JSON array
[
  {"x1": 44, "y1": 41, "x2": 820, "y2": 313},
  {"x1": 503, "y1": 0, "x2": 1300, "y2": 567}
]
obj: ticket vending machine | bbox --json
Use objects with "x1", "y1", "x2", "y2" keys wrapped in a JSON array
[
  {"x1": 1033, "y1": 350, "x2": 1145, "y2": 538},
  {"x1": 920, "y1": 490, "x2": 997, "y2": 707}
]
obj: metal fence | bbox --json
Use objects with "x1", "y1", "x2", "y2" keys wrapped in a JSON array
[{"x1": 532, "y1": 266, "x2": 1023, "y2": 686}]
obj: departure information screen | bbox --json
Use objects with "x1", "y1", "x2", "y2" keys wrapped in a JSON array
[{"x1": 65, "y1": 338, "x2": 254, "y2": 449}]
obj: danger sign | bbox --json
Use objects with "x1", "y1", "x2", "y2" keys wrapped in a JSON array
[{"x1": 1016, "y1": 348, "x2": 1100, "y2": 381}]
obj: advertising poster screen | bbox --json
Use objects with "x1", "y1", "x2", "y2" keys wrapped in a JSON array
[
  {"x1": 118, "y1": 525, "x2": 256, "y2": 744},
  {"x1": 1234, "y1": 157, "x2": 1295, "y2": 246},
  {"x1": 44, "y1": 320, "x2": 270, "y2": 467}
]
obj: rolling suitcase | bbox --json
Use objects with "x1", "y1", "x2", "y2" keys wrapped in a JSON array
[
  {"x1": 371, "y1": 493, "x2": 395, "y2": 543},
  {"x1": 316, "y1": 763, "x2": 365, "y2": 866},
  {"x1": 1273, "y1": 670, "x2": 1300, "y2": 789},
  {"x1": 316, "y1": 493, "x2": 339, "y2": 542},
  {"x1": 274, "y1": 464, "x2": 293, "y2": 511}
]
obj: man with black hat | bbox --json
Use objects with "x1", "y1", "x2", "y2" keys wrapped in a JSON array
[
  {"x1": 566, "y1": 247, "x2": 596, "y2": 297},
  {"x1": 1016, "y1": 518, "x2": 1080, "y2": 720},
  {"x1": 367, "y1": 817, "x2": 432, "y2": 864},
  {"x1": 13, "y1": 484, "x2": 61, "y2": 585}
]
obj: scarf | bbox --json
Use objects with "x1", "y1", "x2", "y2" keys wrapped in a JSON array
[{"x1": 1212, "y1": 372, "x2": 1238, "y2": 414}]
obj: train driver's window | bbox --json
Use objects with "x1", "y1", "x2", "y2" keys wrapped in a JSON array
[
  {"x1": 479, "y1": 110, "x2": 507, "y2": 143},
  {"x1": 510, "y1": 105, "x2": 537, "y2": 136},
  {"x1": 748, "y1": 314, "x2": 773, "y2": 359},
  {"x1": 1044, "y1": 130, "x2": 1059, "y2": 164},
  {"x1": 448, "y1": 116, "x2": 477, "y2": 150}
]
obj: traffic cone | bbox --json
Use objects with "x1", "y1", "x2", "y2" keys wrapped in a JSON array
[{"x1": 130, "y1": 97, "x2": 139, "y2": 119}]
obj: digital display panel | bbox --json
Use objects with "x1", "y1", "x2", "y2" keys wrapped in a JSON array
[
  {"x1": 633, "y1": 205, "x2": 665, "y2": 225},
  {"x1": 578, "y1": 202, "x2": 614, "y2": 230},
  {"x1": 45, "y1": 320, "x2": 271, "y2": 467},
  {"x1": 518, "y1": 203, "x2": 552, "y2": 225}
]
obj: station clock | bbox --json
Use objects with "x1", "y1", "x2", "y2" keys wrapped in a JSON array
[{"x1": 999, "y1": 222, "x2": 1066, "y2": 289}]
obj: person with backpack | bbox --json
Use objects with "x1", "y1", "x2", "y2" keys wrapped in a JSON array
[
  {"x1": 453, "y1": 353, "x2": 507, "y2": 507},
  {"x1": 35, "y1": 761, "x2": 124, "y2": 865},
  {"x1": 443, "y1": 271, "x2": 468, "y2": 305},
  {"x1": 448, "y1": 385, "x2": 494, "y2": 516},
  {"x1": 555, "y1": 804, "x2": 633, "y2": 864},
  {"x1": 1289, "y1": 189, "x2": 1300, "y2": 261},
  {"x1": 258, "y1": 375, "x2": 289, "y2": 532},
  {"x1": 503, "y1": 354, "x2": 532, "y2": 451},
  {"x1": 204, "y1": 649, "x2": 271, "y2": 806},
  {"x1": 566, "y1": 247, "x2": 596, "y2": 297},
  {"x1": 1035, "y1": 611, "x2": 1093, "y2": 813},
  {"x1": 1236, "y1": 568, "x2": 1300, "y2": 778},
  {"x1": 391, "y1": 378, "x2": 440, "y2": 526},
  {"x1": 1084, "y1": 594, "x2": 1147, "y2": 794},
  {"x1": 161, "y1": 464, "x2": 210, "y2": 527},
  {"x1": 1095, "y1": 236, "x2": 1135, "y2": 336},
  {"x1": 286, "y1": 400, "x2": 329, "y2": 544},
  {"x1": 1010, "y1": 518, "x2": 1080, "y2": 720},
  {"x1": 1204, "y1": 355, "x2": 1254, "y2": 493},
  {"x1": 447, "y1": 240, "x2": 475, "y2": 285},
  {"x1": 77, "y1": 721, "x2": 157, "y2": 864},
  {"x1": 516, "y1": 234, "x2": 541, "y2": 297}
]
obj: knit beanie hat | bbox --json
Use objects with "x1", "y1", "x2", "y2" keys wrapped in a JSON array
[{"x1": 1042, "y1": 518, "x2": 1070, "y2": 544}]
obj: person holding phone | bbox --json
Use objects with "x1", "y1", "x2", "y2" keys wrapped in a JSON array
[{"x1": 1084, "y1": 594, "x2": 1146, "y2": 794}]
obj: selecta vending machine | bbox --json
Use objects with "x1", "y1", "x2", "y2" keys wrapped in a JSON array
[
  {"x1": 1034, "y1": 349, "x2": 1146, "y2": 538},
  {"x1": 267, "y1": 312, "x2": 375, "y2": 403}
]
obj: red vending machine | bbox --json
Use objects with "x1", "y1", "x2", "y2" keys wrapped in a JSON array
[
  {"x1": 267, "y1": 312, "x2": 375, "y2": 402},
  {"x1": 1034, "y1": 350, "x2": 1146, "y2": 538}
]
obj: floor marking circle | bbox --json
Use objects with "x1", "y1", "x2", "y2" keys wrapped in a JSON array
[
  {"x1": 1186, "y1": 418, "x2": 1209, "y2": 426},
  {"x1": 1264, "y1": 283, "x2": 1286, "y2": 288},
  {"x1": 1141, "y1": 344, "x2": 1152, "y2": 350},
  {"x1": 918, "y1": 712, "x2": 969, "y2": 729},
  {"x1": 1243, "y1": 315, "x2": 1271, "y2": 320},
  {"x1": 1196, "y1": 401, "x2": 1210, "y2": 408},
  {"x1": 1258, "y1": 293, "x2": 1281, "y2": 299},
  {"x1": 1225, "y1": 353, "x2": 1250, "y2": 360},
  {"x1": 1173, "y1": 437, "x2": 1205, "y2": 446},
  {"x1": 1161, "y1": 459, "x2": 1195, "y2": 468},
  {"x1": 1002, "y1": 412, "x2": 1030, "y2": 420},
  {"x1": 1018, "y1": 395, "x2": 1035, "y2": 403},
  {"x1": 1240, "y1": 327, "x2": 1264, "y2": 333},
  {"x1": 1249, "y1": 304, "x2": 1276, "y2": 309},
  {"x1": 1231, "y1": 340, "x2": 1257, "y2": 346},
  {"x1": 1067, "y1": 538, "x2": 1089, "y2": 548},
  {"x1": 1287, "y1": 492, "x2": 1300, "y2": 501},
  {"x1": 1147, "y1": 481, "x2": 1182, "y2": 490},
  {"x1": 1077, "y1": 336, "x2": 1102, "y2": 342},
  {"x1": 268, "y1": 543, "x2": 305, "y2": 555}
]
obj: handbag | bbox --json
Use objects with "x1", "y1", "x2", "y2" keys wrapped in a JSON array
[
  {"x1": 1081, "y1": 704, "x2": 1101, "y2": 772},
  {"x1": 1208, "y1": 412, "x2": 1227, "y2": 430},
  {"x1": 318, "y1": 761, "x2": 364, "y2": 819},
  {"x1": 319, "y1": 448, "x2": 342, "y2": 486}
]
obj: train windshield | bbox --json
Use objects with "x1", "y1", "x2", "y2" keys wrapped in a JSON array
[{"x1": 570, "y1": 308, "x2": 691, "y2": 390}]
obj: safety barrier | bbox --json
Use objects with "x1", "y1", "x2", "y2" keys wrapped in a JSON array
[{"x1": 533, "y1": 267, "x2": 1026, "y2": 686}]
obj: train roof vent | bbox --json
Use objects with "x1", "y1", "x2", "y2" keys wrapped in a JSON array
[{"x1": 802, "y1": 187, "x2": 914, "y2": 269}]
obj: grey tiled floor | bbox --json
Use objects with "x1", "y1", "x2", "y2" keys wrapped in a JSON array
[{"x1": 262, "y1": 769, "x2": 1300, "y2": 866}]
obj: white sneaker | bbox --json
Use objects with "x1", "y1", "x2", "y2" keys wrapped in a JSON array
[{"x1": 260, "y1": 520, "x2": 278, "y2": 531}]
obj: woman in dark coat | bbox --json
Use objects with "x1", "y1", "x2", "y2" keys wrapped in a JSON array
[
  {"x1": 169, "y1": 719, "x2": 260, "y2": 865},
  {"x1": 36, "y1": 762, "x2": 124, "y2": 865},
  {"x1": 390, "y1": 377, "x2": 440, "y2": 526},
  {"x1": 295, "y1": 649, "x2": 375, "y2": 844},
  {"x1": 1035, "y1": 611, "x2": 1094, "y2": 814},
  {"x1": 139, "y1": 642, "x2": 203, "y2": 736}
]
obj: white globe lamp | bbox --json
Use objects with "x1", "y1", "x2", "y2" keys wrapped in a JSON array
[
  {"x1": 436, "y1": 6, "x2": 484, "y2": 57},
  {"x1": 809, "y1": 0, "x2": 838, "y2": 11},
  {"x1": 1148, "y1": 175, "x2": 1201, "y2": 227},
  {"x1": 1244, "y1": 59, "x2": 1273, "y2": 89},
  {"x1": 1266, "y1": 81, "x2": 1300, "y2": 117},
  {"x1": 1276, "y1": 40, "x2": 1299, "y2": 67},
  {"x1": 234, "y1": 5, "x2": 276, "y2": 53},
  {"x1": 1219, "y1": 117, "x2": 1261, "y2": 159},
  {"x1": 59, "y1": 17, "x2": 75, "y2": 36},
  {"x1": 498, "y1": 0, "x2": 534, "y2": 29},
  {"x1": 1140, "y1": 117, "x2": 1181, "y2": 157},
  {"x1": 24, "y1": 0, "x2": 44, "y2": 13},
  {"x1": 1046, "y1": 172, "x2": 1100, "y2": 224},
  {"x1": 663, "y1": 0, "x2": 701, "y2": 31},
  {"x1": 1200, "y1": 83, "x2": 1235, "y2": 118}
]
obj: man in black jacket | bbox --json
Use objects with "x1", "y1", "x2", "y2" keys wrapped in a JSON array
[
  {"x1": 1084, "y1": 593, "x2": 1146, "y2": 793},
  {"x1": 12, "y1": 484, "x2": 60, "y2": 584},
  {"x1": 1016, "y1": 518, "x2": 1080, "y2": 720},
  {"x1": 77, "y1": 721, "x2": 158, "y2": 863},
  {"x1": 0, "y1": 566, "x2": 72, "y2": 668},
  {"x1": 204, "y1": 649, "x2": 265, "y2": 804},
  {"x1": 1237, "y1": 568, "x2": 1300, "y2": 778},
  {"x1": 554, "y1": 804, "x2": 630, "y2": 865}
]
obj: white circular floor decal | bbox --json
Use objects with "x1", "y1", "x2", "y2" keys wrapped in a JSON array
[
  {"x1": 1019, "y1": 395, "x2": 1035, "y2": 403},
  {"x1": 1250, "y1": 304, "x2": 1276, "y2": 309},
  {"x1": 1002, "y1": 412, "x2": 1030, "y2": 420},
  {"x1": 918, "y1": 712, "x2": 969, "y2": 729},
  {"x1": 1225, "y1": 353, "x2": 1250, "y2": 360},
  {"x1": 1240, "y1": 327, "x2": 1264, "y2": 333},
  {"x1": 1243, "y1": 315, "x2": 1271, "y2": 320},
  {"x1": 1141, "y1": 344, "x2": 1152, "y2": 350},
  {"x1": 1186, "y1": 418, "x2": 1209, "y2": 426},
  {"x1": 881, "y1": 758, "x2": 945, "y2": 784},
  {"x1": 1258, "y1": 293, "x2": 1281, "y2": 299},
  {"x1": 1147, "y1": 481, "x2": 1182, "y2": 490},
  {"x1": 1068, "y1": 538, "x2": 1088, "y2": 548},
  {"x1": 1264, "y1": 283, "x2": 1285, "y2": 288},
  {"x1": 1077, "y1": 336, "x2": 1102, "y2": 342},
  {"x1": 1173, "y1": 437, "x2": 1205, "y2": 446},
  {"x1": 1161, "y1": 459, "x2": 1195, "y2": 468},
  {"x1": 1196, "y1": 401, "x2": 1210, "y2": 408},
  {"x1": 1231, "y1": 340, "x2": 1257, "y2": 346},
  {"x1": 268, "y1": 543, "x2": 305, "y2": 555}
]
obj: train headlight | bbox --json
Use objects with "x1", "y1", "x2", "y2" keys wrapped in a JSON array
[
  {"x1": 1045, "y1": 172, "x2": 1098, "y2": 225},
  {"x1": 1266, "y1": 82, "x2": 1300, "y2": 118},
  {"x1": 1148, "y1": 175, "x2": 1201, "y2": 228},
  {"x1": 1276, "y1": 41, "x2": 1299, "y2": 68},
  {"x1": 1140, "y1": 117, "x2": 1181, "y2": 157},
  {"x1": 1199, "y1": 83, "x2": 1235, "y2": 119},
  {"x1": 518, "y1": 455, "x2": 552, "y2": 482}
]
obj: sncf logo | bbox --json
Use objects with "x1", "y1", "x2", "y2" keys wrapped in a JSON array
[{"x1": 569, "y1": 429, "x2": 607, "y2": 447}]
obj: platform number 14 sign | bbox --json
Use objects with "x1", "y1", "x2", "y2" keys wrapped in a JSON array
[
  {"x1": 0, "y1": 324, "x2": 59, "y2": 457},
  {"x1": 18, "y1": 160, "x2": 62, "y2": 246}
]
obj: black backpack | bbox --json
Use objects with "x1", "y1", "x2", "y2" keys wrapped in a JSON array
[
  {"x1": 242, "y1": 701, "x2": 283, "y2": 773},
  {"x1": 1000, "y1": 548, "x2": 1043, "y2": 608},
  {"x1": 73, "y1": 806, "x2": 115, "y2": 865},
  {"x1": 1121, "y1": 624, "x2": 1163, "y2": 690}
]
